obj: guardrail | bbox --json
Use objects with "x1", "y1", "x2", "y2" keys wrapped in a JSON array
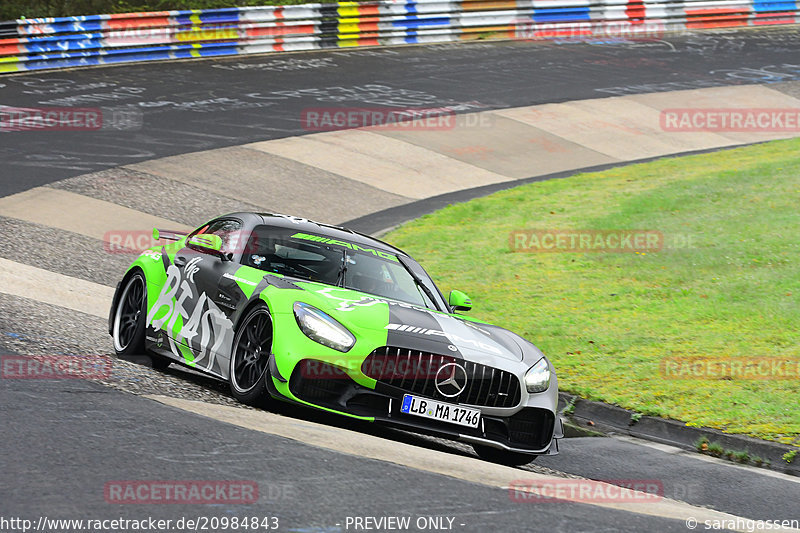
[{"x1": 1, "y1": 0, "x2": 798, "y2": 73}]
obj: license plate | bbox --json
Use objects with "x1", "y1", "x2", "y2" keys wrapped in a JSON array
[{"x1": 399, "y1": 394, "x2": 480, "y2": 428}]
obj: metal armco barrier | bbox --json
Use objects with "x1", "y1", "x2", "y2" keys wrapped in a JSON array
[{"x1": 1, "y1": 0, "x2": 799, "y2": 73}]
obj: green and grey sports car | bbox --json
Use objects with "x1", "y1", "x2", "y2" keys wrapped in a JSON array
[{"x1": 109, "y1": 212, "x2": 562, "y2": 465}]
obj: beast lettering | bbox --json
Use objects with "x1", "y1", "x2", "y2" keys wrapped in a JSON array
[{"x1": 146, "y1": 261, "x2": 233, "y2": 371}]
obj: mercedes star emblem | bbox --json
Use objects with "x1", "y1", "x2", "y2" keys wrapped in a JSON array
[{"x1": 435, "y1": 362, "x2": 468, "y2": 398}]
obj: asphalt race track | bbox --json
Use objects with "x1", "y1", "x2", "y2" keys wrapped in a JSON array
[
  {"x1": 2, "y1": 27, "x2": 800, "y2": 533},
  {"x1": 4, "y1": 28, "x2": 800, "y2": 196}
]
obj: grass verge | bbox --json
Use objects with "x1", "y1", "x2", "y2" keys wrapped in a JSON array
[{"x1": 384, "y1": 138, "x2": 800, "y2": 445}]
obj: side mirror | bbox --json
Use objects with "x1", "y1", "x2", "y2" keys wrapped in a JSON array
[
  {"x1": 448, "y1": 290, "x2": 472, "y2": 312},
  {"x1": 187, "y1": 233, "x2": 224, "y2": 256}
]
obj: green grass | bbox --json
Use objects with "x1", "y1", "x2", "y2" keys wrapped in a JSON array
[{"x1": 384, "y1": 138, "x2": 800, "y2": 446}]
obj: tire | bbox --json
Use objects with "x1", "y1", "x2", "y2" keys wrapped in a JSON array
[
  {"x1": 473, "y1": 444, "x2": 537, "y2": 466},
  {"x1": 112, "y1": 270, "x2": 171, "y2": 370},
  {"x1": 112, "y1": 271, "x2": 147, "y2": 356},
  {"x1": 229, "y1": 305, "x2": 273, "y2": 406}
]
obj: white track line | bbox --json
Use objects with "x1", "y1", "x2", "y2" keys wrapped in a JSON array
[
  {"x1": 0, "y1": 187, "x2": 191, "y2": 242},
  {"x1": 0, "y1": 257, "x2": 114, "y2": 318}
]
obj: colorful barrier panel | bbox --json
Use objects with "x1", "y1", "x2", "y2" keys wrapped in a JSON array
[{"x1": 0, "y1": 0, "x2": 798, "y2": 73}]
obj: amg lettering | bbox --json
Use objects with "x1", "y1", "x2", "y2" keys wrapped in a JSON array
[
  {"x1": 291, "y1": 232, "x2": 399, "y2": 262},
  {"x1": 385, "y1": 323, "x2": 502, "y2": 355}
]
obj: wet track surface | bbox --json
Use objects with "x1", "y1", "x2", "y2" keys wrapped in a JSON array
[
  {"x1": 3, "y1": 29, "x2": 800, "y2": 196},
  {"x1": 2, "y1": 27, "x2": 800, "y2": 532}
]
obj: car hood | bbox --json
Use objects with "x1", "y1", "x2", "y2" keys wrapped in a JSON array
[{"x1": 294, "y1": 283, "x2": 526, "y2": 363}]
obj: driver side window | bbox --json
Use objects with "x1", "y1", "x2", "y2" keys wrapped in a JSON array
[{"x1": 194, "y1": 219, "x2": 242, "y2": 255}]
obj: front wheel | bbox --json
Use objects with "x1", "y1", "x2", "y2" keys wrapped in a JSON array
[
  {"x1": 229, "y1": 305, "x2": 273, "y2": 406},
  {"x1": 473, "y1": 444, "x2": 537, "y2": 466}
]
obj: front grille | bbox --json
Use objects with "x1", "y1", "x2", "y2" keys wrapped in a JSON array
[{"x1": 362, "y1": 346, "x2": 521, "y2": 408}]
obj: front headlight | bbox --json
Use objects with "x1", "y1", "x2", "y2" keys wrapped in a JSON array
[
  {"x1": 524, "y1": 357, "x2": 551, "y2": 393},
  {"x1": 293, "y1": 302, "x2": 355, "y2": 352}
]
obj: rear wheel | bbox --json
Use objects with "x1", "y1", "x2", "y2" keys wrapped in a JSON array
[
  {"x1": 112, "y1": 271, "x2": 171, "y2": 370},
  {"x1": 229, "y1": 305, "x2": 273, "y2": 406},
  {"x1": 113, "y1": 272, "x2": 147, "y2": 356},
  {"x1": 473, "y1": 444, "x2": 536, "y2": 466}
]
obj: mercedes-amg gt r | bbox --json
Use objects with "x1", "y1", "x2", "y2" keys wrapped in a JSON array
[{"x1": 110, "y1": 212, "x2": 562, "y2": 465}]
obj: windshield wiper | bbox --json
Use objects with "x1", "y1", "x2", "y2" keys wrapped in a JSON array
[
  {"x1": 397, "y1": 255, "x2": 440, "y2": 311},
  {"x1": 335, "y1": 249, "x2": 348, "y2": 288}
]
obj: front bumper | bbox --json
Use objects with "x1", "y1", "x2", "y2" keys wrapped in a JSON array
[{"x1": 281, "y1": 358, "x2": 561, "y2": 455}]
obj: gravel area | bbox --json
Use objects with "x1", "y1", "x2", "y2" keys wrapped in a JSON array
[
  {"x1": 48, "y1": 166, "x2": 265, "y2": 228},
  {"x1": 0, "y1": 215, "x2": 131, "y2": 287},
  {"x1": 772, "y1": 80, "x2": 800, "y2": 100},
  {"x1": 127, "y1": 146, "x2": 411, "y2": 225}
]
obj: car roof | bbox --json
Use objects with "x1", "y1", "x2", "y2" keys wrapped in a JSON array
[{"x1": 220, "y1": 212, "x2": 407, "y2": 257}]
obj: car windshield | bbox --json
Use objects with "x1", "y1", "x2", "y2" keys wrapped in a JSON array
[{"x1": 242, "y1": 226, "x2": 436, "y2": 309}]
